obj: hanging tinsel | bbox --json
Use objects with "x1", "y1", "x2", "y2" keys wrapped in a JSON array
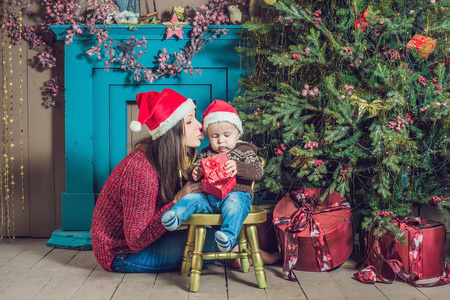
[{"x1": 1, "y1": 0, "x2": 26, "y2": 240}]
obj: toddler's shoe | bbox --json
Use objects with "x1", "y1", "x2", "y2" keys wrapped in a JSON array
[
  {"x1": 215, "y1": 231, "x2": 232, "y2": 252},
  {"x1": 161, "y1": 210, "x2": 179, "y2": 231}
]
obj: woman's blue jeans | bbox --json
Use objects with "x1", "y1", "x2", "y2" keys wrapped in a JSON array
[
  {"x1": 168, "y1": 191, "x2": 252, "y2": 247},
  {"x1": 110, "y1": 227, "x2": 218, "y2": 273}
]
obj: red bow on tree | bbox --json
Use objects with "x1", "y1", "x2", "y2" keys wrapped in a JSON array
[{"x1": 355, "y1": 9, "x2": 369, "y2": 33}]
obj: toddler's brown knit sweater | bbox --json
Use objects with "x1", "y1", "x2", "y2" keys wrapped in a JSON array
[{"x1": 190, "y1": 141, "x2": 263, "y2": 198}]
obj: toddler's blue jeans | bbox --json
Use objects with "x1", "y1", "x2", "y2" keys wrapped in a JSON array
[{"x1": 168, "y1": 191, "x2": 252, "y2": 248}]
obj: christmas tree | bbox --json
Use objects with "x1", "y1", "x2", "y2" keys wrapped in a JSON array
[{"x1": 233, "y1": 0, "x2": 450, "y2": 237}]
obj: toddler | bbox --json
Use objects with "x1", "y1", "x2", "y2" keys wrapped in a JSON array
[{"x1": 162, "y1": 100, "x2": 263, "y2": 252}]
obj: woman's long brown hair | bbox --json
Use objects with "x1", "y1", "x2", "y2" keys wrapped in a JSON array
[{"x1": 135, "y1": 120, "x2": 197, "y2": 203}]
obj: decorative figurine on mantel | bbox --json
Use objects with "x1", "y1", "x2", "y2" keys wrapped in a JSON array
[
  {"x1": 163, "y1": 14, "x2": 189, "y2": 40},
  {"x1": 138, "y1": 11, "x2": 159, "y2": 24},
  {"x1": 171, "y1": 6, "x2": 186, "y2": 22},
  {"x1": 113, "y1": 0, "x2": 140, "y2": 23},
  {"x1": 113, "y1": 0, "x2": 139, "y2": 13},
  {"x1": 227, "y1": 3, "x2": 250, "y2": 25}
]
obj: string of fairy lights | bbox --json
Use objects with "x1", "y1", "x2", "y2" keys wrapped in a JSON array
[{"x1": 1, "y1": 0, "x2": 26, "y2": 240}]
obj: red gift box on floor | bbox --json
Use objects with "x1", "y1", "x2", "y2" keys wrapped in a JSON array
[
  {"x1": 200, "y1": 153, "x2": 236, "y2": 199},
  {"x1": 273, "y1": 188, "x2": 353, "y2": 279},
  {"x1": 367, "y1": 218, "x2": 446, "y2": 280}
]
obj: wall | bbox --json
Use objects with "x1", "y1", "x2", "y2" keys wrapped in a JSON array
[{"x1": 0, "y1": 0, "x2": 210, "y2": 237}]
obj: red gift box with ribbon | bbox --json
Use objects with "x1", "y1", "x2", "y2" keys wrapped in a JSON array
[
  {"x1": 406, "y1": 34, "x2": 436, "y2": 59},
  {"x1": 273, "y1": 188, "x2": 353, "y2": 280},
  {"x1": 367, "y1": 218, "x2": 445, "y2": 280},
  {"x1": 200, "y1": 153, "x2": 236, "y2": 199}
]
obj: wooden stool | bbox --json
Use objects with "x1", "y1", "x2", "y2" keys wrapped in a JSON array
[{"x1": 180, "y1": 205, "x2": 267, "y2": 292}]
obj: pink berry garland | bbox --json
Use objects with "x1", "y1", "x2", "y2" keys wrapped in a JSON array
[{"x1": 1, "y1": 0, "x2": 236, "y2": 107}]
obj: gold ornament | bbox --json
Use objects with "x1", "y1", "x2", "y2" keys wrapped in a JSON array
[
  {"x1": 350, "y1": 94, "x2": 387, "y2": 120},
  {"x1": 287, "y1": 147, "x2": 315, "y2": 169},
  {"x1": 171, "y1": 6, "x2": 185, "y2": 22},
  {"x1": 264, "y1": 0, "x2": 277, "y2": 5}
]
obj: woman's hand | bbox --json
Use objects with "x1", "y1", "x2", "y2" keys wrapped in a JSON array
[
  {"x1": 225, "y1": 160, "x2": 237, "y2": 177},
  {"x1": 173, "y1": 181, "x2": 202, "y2": 203}
]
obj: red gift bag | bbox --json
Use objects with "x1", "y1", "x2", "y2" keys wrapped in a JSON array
[
  {"x1": 354, "y1": 218, "x2": 450, "y2": 287},
  {"x1": 273, "y1": 188, "x2": 353, "y2": 281}
]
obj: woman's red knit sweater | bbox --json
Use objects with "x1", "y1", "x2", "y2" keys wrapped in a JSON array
[{"x1": 91, "y1": 149, "x2": 174, "y2": 271}]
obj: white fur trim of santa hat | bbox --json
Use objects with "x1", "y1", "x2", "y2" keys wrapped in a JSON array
[{"x1": 202, "y1": 100, "x2": 243, "y2": 134}]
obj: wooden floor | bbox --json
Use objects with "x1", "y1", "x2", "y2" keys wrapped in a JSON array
[{"x1": 1, "y1": 239, "x2": 450, "y2": 300}]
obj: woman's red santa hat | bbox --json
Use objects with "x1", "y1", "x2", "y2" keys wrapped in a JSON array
[
  {"x1": 202, "y1": 99, "x2": 243, "y2": 134},
  {"x1": 130, "y1": 88, "x2": 195, "y2": 139}
]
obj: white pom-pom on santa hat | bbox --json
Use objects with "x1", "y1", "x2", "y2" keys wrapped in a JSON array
[{"x1": 129, "y1": 120, "x2": 142, "y2": 132}]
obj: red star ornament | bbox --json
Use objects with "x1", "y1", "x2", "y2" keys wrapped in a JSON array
[{"x1": 163, "y1": 14, "x2": 189, "y2": 40}]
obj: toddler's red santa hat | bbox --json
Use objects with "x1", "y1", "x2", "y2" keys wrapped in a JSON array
[
  {"x1": 130, "y1": 88, "x2": 195, "y2": 140},
  {"x1": 202, "y1": 99, "x2": 243, "y2": 134}
]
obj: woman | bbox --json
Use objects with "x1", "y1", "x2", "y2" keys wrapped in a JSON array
[
  {"x1": 91, "y1": 88, "x2": 217, "y2": 272},
  {"x1": 92, "y1": 88, "x2": 280, "y2": 273}
]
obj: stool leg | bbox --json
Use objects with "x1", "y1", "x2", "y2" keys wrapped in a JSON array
[
  {"x1": 238, "y1": 227, "x2": 250, "y2": 273},
  {"x1": 181, "y1": 224, "x2": 196, "y2": 277},
  {"x1": 190, "y1": 225, "x2": 206, "y2": 292},
  {"x1": 246, "y1": 224, "x2": 267, "y2": 289}
]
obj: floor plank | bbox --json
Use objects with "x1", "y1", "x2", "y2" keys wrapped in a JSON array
[
  {"x1": 413, "y1": 283, "x2": 450, "y2": 299},
  {"x1": 0, "y1": 239, "x2": 53, "y2": 294},
  {"x1": 329, "y1": 267, "x2": 386, "y2": 300},
  {"x1": 264, "y1": 263, "x2": 307, "y2": 300},
  {"x1": 0, "y1": 238, "x2": 46, "y2": 267},
  {"x1": 225, "y1": 263, "x2": 270, "y2": 300},
  {"x1": 149, "y1": 270, "x2": 190, "y2": 300},
  {"x1": 70, "y1": 265, "x2": 125, "y2": 300},
  {"x1": 111, "y1": 273, "x2": 156, "y2": 300},
  {"x1": 403, "y1": 275, "x2": 450, "y2": 300},
  {"x1": 33, "y1": 251, "x2": 98, "y2": 300},
  {"x1": 188, "y1": 262, "x2": 228, "y2": 300},
  {"x1": 374, "y1": 281, "x2": 429, "y2": 300},
  {"x1": 293, "y1": 268, "x2": 348, "y2": 300},
  {"x1": 0, "y1": 248, "x2": 77, "y2": 299}
]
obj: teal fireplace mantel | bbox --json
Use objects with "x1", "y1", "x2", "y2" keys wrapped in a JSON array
[{"x1": 46, "y1": 25, "x2": 246, "y2": 249}]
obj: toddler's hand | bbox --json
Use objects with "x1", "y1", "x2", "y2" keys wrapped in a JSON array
[
  {"x1": 192, "y1": 166, "x2": 204, "y2": 181},
  {"x1": 225, "y1": 160, "x2": 237, "y2": 177}
]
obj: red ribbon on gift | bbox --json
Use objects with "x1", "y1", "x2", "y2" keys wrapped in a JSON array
[
  {"x1": 411, "y1": 36, "x2": 427, "y2": 50},
  {"x1": 203, "y1": 157, "x2": 230, "y2": 184},
  {"x1": 273, "y1": 190, "x2": 350, "y2": 281}
]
